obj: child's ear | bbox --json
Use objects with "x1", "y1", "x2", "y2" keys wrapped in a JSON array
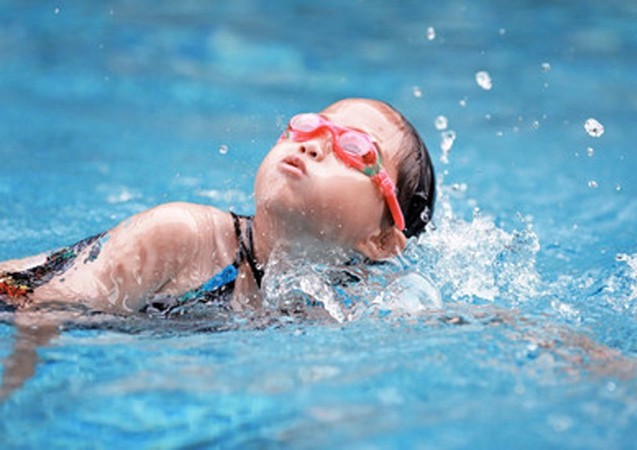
[{"x1": 354, "y1": 227, "x2": 407, "y2": 261}]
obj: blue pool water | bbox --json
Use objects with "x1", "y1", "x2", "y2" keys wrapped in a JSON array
[{"x1": 1, "y1": 0, "x2": 637, "y2": 448}]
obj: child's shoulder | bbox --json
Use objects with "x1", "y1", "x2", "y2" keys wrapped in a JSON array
[
  {"x1": 115, "y1": 202, "x2": 229, "y2": 240},
  {"x1": 146, "y1": 201, "x2": 226, "y2": 220}
]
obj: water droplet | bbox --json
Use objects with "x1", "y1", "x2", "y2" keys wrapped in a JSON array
[
  {"x1": 587, "y1": 147, "x2": 595, "y2": 157},
  {"x1": 459, "y1": 98, "x2": 467, "y2": 108},
  {"x1": 496, "y1": 130, "x2": 504, "y2": 137},
  {"x1": 475, "y1": 71, "x2": 493, "y2": 90},
  {"x1": 615, "y1": 184, "x2": 622, "y2": 192},
  {"x1": 499, "y1": 28, "x2": 507, "y2": 35},
  {"x1": 584, "y1": 118, "x2": 604, "y2": 137},
  {"x1": 485, "y1": 114, "x2": 492, "y2": 121},
  {"x1": 451, "y1": 183, "x2": 467, "y2": 192},
  {"x1": 441, "y1": 130, "x2": 456, "y2": 151},
  {"x1": 218, "y1": 144, "x2": 229, "y2": 155},
  {"x1": 54, "y1": 7, "x2": 60, "y2": 14},
  {"x1": 426, "y1": 26, "x2": 436, "y2": 41},
  {"x1": 412, "y1": 86, "x2": 423, "y2": 98},
  {"x1": 541, "y1": 62, "x2": 551, "y2": 72},
  {"x1": 588, "y1": 180, "x2": 598, "y2": 189},
  {"x1": 532, "y1": 120, "x2": 540, "y2": 130},
  {"x1": 434, "y1": 115, "x2": 448, "y2": 130},
  {"x1": 440, "y1": 130, "x2": 456, "y2": 163}
]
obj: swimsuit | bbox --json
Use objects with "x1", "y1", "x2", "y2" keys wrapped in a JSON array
[{"x1": 0, "y1": 213, "x2": 263, "y2": 316}]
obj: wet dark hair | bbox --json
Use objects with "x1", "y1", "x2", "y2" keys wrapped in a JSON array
[{"x1": 386, "y1": 103, "x2": 436, "y2": 238}]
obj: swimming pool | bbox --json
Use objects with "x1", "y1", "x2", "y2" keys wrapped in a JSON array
[{"x1": 1, "y1": 0, "x2": 636, "y2": 448}]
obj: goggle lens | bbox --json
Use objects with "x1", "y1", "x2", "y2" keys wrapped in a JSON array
[
  {"x1": 289, "y1": 114, "x2": 323, "y2": 133},
  {"x1": 338, "y1": 132, "x2": 377, "y2": 164}
]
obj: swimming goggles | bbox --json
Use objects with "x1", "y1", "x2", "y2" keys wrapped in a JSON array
[{"x1": 282, "y1": 113, "x2": 405, "y2": 230}]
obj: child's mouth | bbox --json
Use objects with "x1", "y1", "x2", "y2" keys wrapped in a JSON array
[{"x1": 280, "y1": 156, "x2": 307, "y2": 177}]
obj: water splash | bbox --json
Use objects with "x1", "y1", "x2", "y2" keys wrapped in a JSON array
[
  {"x1": 262, "y1": 246, "x2": 352, "y2": 323},
  {"x1": 604, "y1": 253, "x2": 637, "y2": 312},
  {"x1": 261, "y1": 184, "x2": 542, "y2": 322},
  {"x1": 409, "y1": 201, "x2": 541, "y2": 304},
  {"x1": 366, "y1": 272, "x2": 442, "y2": 318},
  {"x1": 426, "y1": 26, "x2": 436, "y2": 41}
]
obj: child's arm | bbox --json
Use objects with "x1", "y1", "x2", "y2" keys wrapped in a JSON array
[{"x1": 32, "y1": 202, "x2": 222, "y2": 312}]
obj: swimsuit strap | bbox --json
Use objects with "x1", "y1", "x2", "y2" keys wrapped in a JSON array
[{"x1": 230, "y1": 212, "x2": 265, "y2": 288}]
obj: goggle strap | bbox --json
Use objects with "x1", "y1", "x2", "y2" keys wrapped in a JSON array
[{"x1": 373, "y1": 171, "x2": 405, "y2": 230}]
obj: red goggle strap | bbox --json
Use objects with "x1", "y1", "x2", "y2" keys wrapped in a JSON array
[{"x1": 373, "y1": 170, "x2": 405, "y2": 231}]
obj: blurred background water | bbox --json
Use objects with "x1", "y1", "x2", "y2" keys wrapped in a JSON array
[{"x1": 0, "y1": 1, "x2": 636, "y2": 448}]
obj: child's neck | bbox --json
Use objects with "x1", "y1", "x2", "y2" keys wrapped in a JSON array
[{"x1": 251, "y1": 210, "x2": 353, "y2": 271}]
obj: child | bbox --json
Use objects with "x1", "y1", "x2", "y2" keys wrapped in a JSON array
[{"x1": 0, "y1": 98, "x2": 436, "y2": 316}]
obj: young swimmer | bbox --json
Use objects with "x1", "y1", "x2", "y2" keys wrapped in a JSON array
[{"x1": 0, "y1": 98, "x2": 436, "y2": 316}]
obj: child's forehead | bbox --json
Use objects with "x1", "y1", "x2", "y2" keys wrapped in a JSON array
[{"x1": 321, "y1": 99, "x2": 404, "y2": 151}]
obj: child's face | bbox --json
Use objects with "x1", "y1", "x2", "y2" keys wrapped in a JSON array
[{"x1": 254, "y1": 98, "x2": 405, "y2": 253}]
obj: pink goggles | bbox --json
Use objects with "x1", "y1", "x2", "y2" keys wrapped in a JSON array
[{"x1": 282, "y1": 113, "x2": 405, "y2": 231}]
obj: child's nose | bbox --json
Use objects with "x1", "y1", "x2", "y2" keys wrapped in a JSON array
[{"x1": 298, "y1": 139, "x2": 326, "y2": 161}]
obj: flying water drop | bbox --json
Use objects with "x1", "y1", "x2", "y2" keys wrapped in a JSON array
[
  {"x1": 475, "y1": 71, "x2": 493, "y2": 90},
  {"x1": 435, "y1": 116, "x2": 448, "y2": 131},
  {"x1": 584, "y1": 118, "x2": 604, "y2": 137}
]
